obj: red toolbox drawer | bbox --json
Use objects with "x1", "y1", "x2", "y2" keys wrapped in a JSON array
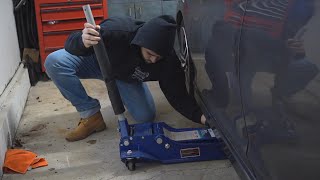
[
  {"x1": 42, "y1": 17, "x2": 104, "y2": 49},
  {"x1": 35, "y1": 0, "x2": 108, "y2": 71},
  {"x1": 42, "y1": 17, "x2": 104, "y2": 32},
  {"x1": 40, "y1": 4, "x2": 104, "y2": 22},
  {"x1": 43, "y1": 33, "x2": 70, "y2": 51},
  {"x1": 39, "y1": 0, "x2": 102, "y2": 6}
]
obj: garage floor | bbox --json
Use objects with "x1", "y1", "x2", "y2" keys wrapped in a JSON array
[{"x1": 2, "y1": 80, "x2": 239, "y2": 180}]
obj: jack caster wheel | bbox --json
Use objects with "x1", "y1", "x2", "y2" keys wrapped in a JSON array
[{"x1": 126, "y1": 159, "x2": 136, "y2": 171}]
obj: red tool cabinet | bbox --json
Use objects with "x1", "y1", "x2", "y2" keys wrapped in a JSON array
[{"x1": 34, "y1": 0, "x2": 108, "y2": 71}]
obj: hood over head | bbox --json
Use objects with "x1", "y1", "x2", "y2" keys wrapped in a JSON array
[{"x1": 131, "y1": 15, "x2": 177, "y2": 57}]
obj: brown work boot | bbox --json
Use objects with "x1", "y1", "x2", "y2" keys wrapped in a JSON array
[{"x1": 66, "y1": 111, "x2": 107, "y2": 142}]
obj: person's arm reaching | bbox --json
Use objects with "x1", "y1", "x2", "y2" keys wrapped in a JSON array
[
  {"x1": 65, "y1": 23, "x2": 101, "y2": 56},
  {"x1": 159, "y1": 53, "x2": 206, "y2": 124}
]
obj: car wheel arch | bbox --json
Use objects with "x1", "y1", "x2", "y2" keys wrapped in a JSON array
[{"x1": 175, "y1": 13, "x2": 196, "y2": 96}]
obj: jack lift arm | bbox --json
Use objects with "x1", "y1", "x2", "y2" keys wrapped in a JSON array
[{"x1": 82, "y1": 5, "x2": 226, "y2": 171}]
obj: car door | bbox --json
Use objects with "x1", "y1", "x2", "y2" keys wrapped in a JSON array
[
  {"x1": 239, "y1": 0, "x2": 320, "y2": 179},
  {"x1": 176, "y1": 0, "x2": 254, "y2": 178}
]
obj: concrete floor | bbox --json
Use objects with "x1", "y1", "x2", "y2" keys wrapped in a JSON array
[{"x1": 3, "y1": 80, "x2": 239, "y2": 180}]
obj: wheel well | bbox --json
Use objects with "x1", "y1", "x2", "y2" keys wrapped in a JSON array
[{"x1": 175, "y1": 12, "x2": 195, "y2": 96}]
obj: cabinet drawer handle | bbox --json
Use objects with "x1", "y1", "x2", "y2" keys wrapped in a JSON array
[
  {"x1": 47, "y1": 20, "x2": 58, "y2": 25},
  {"x1": 129, "y1": 7, "x2": 132, "y2": 17}
]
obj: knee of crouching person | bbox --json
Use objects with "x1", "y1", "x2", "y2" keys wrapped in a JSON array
[{"x1": 44, "y1": 51, "x2": 60, "y2": 76}]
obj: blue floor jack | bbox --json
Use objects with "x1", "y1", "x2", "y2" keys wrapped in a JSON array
[
  {"x1": 83, "y1": 5, "x2": 226, "y2": 171},
  {"x1": 118, "y1": 120, "x2": 226, "y2": 171}
]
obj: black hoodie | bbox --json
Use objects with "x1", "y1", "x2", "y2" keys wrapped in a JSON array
[{"x1": 64, "y1": 15, "x2": 203, "y2": 123}]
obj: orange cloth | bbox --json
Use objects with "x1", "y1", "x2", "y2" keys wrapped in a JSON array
[{"x1": 3, "y1": 149, "x2": 48, "y2": 174}]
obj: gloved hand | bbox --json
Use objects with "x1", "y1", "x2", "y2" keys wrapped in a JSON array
[
  {"x1": 200, "y1": 114, "x2": 206, "y2": 125},
  {"x1": 201, "y1": 114, "x2": 215, "y2": 128}
]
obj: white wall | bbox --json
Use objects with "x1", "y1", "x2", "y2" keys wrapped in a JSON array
[
  {"x1": 0, "y1": 1, "x2": 30, "y2": 177},
  {"x1": 0, "y1": 0, "x2": 21, "y2": 95}
]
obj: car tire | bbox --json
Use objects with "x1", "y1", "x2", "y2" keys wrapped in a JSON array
[{"x1": 177, "y1": 18, "x2": 195, "y2": 96}]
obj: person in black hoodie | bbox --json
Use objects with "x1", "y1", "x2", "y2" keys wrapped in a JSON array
[{"x1": 44, "y1": 15, "x2": 206, "y2": 142}]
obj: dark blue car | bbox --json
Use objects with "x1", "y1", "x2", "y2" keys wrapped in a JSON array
[{"x1": 174, "y1": 0, "x2": 320, "y2": 179}]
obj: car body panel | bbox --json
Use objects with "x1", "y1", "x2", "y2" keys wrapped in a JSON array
[
  {"x1": 238, "y1": 0, "x2": 320, "y2": 179},
  {"x1": 175, "y1": 0, "x2": 320, "y2": 179}
]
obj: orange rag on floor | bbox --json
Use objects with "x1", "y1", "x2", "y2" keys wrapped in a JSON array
[{"x1": 3, "y1": 149, "x2": 48, "y2": 174}]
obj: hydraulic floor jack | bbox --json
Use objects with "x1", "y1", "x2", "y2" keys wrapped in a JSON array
[
  {"x1": 83, "y1": 5, "x2": 226, "y2": 171},
  {"x1": 118, "y1": 120, "x2": 226, "y2": 170}
]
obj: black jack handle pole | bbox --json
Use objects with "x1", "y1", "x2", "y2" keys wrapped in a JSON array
[{"x1": 83, "y1": 5, "x2": 126, "y2": 121}]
